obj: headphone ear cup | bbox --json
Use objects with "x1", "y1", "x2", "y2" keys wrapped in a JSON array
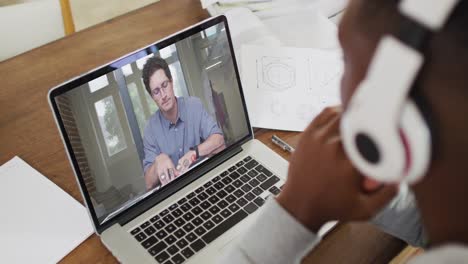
[{"x1": 399, "y1": 100, "x2": 432, "y2": 184}]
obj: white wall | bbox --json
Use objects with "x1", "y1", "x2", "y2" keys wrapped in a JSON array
[{"x1": 0, "y1": 0, "x2": 64, "y2": 61}]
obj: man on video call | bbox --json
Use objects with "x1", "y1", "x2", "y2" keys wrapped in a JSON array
[{"x1": 142, "y1": 57, "x2": 225, "y2": 190}]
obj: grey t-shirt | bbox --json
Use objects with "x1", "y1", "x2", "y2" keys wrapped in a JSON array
[{"x1": 142, "y1": 97, "x2": 223, "y2": 173}]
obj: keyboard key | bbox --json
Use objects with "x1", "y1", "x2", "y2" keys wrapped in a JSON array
[
  {"x1": 148, "y1": 241, "x2": 167, "y2": 256},
  {"x1": 183, "y1": 223, "x2": 195, "y2": 232},
  {"x1": 248, "y1": 170, "x2": 259, "y2": 177},
  {"x1": 142, "y1": 236, "x2": 158, "y2": 249},
  {"x1": 203, "y1": 220, "x2": 215, "y2": 230},
  {"x1": 172, "y1": 208, "x2": 183, "y2": 218},
  {"x1": 183, "y1": 212, "x2": 194, "y2": 221},
  {"x1": 186, "y1": 232, "x2": 197, "y2": 242},
  {"x1": 200, "y1": 201, "x2": 211, "y2": 210},
  {"x1": 180, "y1": 203, "x2": 192, "y2": 212},
  {"x1": 228, "y1": 203, "x2": 240, "y2": 212},
  {"x1": 202, "y1": 210, "x2": 248, "y2": 243},
  {"x1": 141, "y1": 221, "x2": 151, "y2": 229},
  {"x1": 209, "y1": 205, "x2": 220, "y2": 215},
  {"x1": 244, "y1": 192, "x2": 255, "y2": 201},
  {"x1": 220, "y1": 209, "x2": 232, "y2": 218},
  {"x1": 236, "y1": 197, "x2": 248, "y2": 207},
  {"x1": 167, "y1": 245, "x2": 179, "y2": 255},
  {"x1": 236, "y1": 160, "x2": 245, "y2": 167},
  {"x1": 197, "y1": 192, "x2": 208, "y2": 201},
  {"x1": 233, "y1": 189, "x2": 245, "y2": 198},
  {"x1": 225, "y1": 195, "x2": 236, "y2": 203},
  {"x1": 165, "y1": 223, "x2": 176, "y2": 233},
  {"x1": 189, "y1": 197, "x2": 200, "y2": 207},
  {"x1": 150, "y1": 215, "x2": 160, "y2": 223},
  {"x1": 203, "y1": 181, "x2": 213, "y2": 188},
  {"x1": 165, "y1": 235, "x2": 176, "y2": 245},
  {"x1": 174, "y1": 229, "x2": 186, "y2": 239},
  {"x1": 145, "y1": 226, "x2": 156, "y2": 236},
  {"x1": 224, "y1": 184, "x2": 235, "y2": 193},
  {"x1": 191, "y1": 239, "x2": 206, "y2": 252},
  {"x1": 212, "y1": 214, "x2": 223, "y2": 224},
  {"x1": 154, "y1": 220, "x2": 166, "y2": 229},
  {"x1": 212, "y1": 176, "x2": 221, "y2": 183},
  {"x1": 232, "y1": 180, "x2": 243, "y2": 188},
  {"x1": 249, "y1": 178, "x2": 260, "y2": 187},
  {"x1": 174, "y1": 218, "x2": 186, "y2": 227},
  {"x1": 229, "y1": 171, "x2": 240, "y2": 179},
  {"x1": 214, "y1": 182, "x2": 225, "y2": 190},
  {"x1": 255, "y1": 165, "x2": 273, "y2": 177},
  {"x1": 254, "y1": 197, "x2": 265, "y2": 207},
  {"x1": 181, "y1": 247, "x2": 194, "y2": 259},
  {"x1": 244, "y1": 159, "x2": 258, "y2": 170},
  {"x1": 169, "y1": 203, "x2": 178, "y2": 210},
  {"x1": 156, "y1": 230, "x2": 168, "y2": 239},
  {"x1": 220, "y1": 171, "x2": 229, "y2": 177},
  {"x1": 252, "y1": 187, "x2": 263, "y2": 196},
  {"x1": 177, "y1": 198, "x2": 187, "y2": 205},
  {"x1": 260, "y1": 175, "x2": 280, "y2": 190},
  {"x1": 221, "y1": 177, "x2": 233, "y2": 185},
  {"x1": 131, "y1": 227, "x2": 141, "y2": 235},
  {"x1": 134, "y1": 232, "x2": 147, "y2": 242},
  {"x1": 215, "y1": 200, "x2": 227, "y2": 210},
  {"x1": 208, "y1": 195, "x2": 220, "y2": 204},
  {"x1": 194, "y1": 226, "x2": 207, "y2": 236},
  {"x1": 163, "y1": 214, "x2": 175, "y2": 223},
  {"x1": 187, "y1": 192, "x2": 196, "y2": 199},
  {"x1": 195, "y1": 186, "x2": 204, "y2": 193},
  {"x1": 228, "y1": 166, "x2": 236, "y2": 172},
  {"x1": 244, "y1": 202, "x2": 259, "y2": 214},
  {"x1": 165, "y1": 260, "x2": 175, "y2": 264},
  {"x1": 176, "y1": 238, "x2": 188, "y2": 249},
  {"x1": 206, "y1": 187, "x2": 216, "y2": 195},
  {"x1": 192, "y1": 206, "x2": 203, "y2": 215},
  {"x1": 280, "y1": 184, "x2": 285, "y2": 190},
  {"x1": 240, "y1": 175, "x2": 250, "y2": 183},
  {"x1": 171, "y1": 253, "x2": 184, "y2": 264},
  {"x1": 155, "y1": 251, "x2": 170, "y2": 263},
  {"x1": 200, "y1": 211, "x2": 212, "y2": 220},
  {"x1": 192, "y1": 217, "x2": 203, "y2": 226},
  {"x1": 269, "y1": 186, "x2": 281, "y2": 195},
  {"x1": 160, "y1": 209, "x2": 170, "y2": 217},
  {"x1": 216, "y1": 190, "x2": 228, "y2": 199},
  {"x1": 256, "y1": 173, "x2": 267, "y2": 182},
  {"x1": 237, "y1": 167, "x2": 247, "y2": 175},
  {"x1": 243, "y1": 156, "x2": 252, "y2": 162},
  {"x1": 241, "y1": 184, "x2": 252, "y2": 193}
]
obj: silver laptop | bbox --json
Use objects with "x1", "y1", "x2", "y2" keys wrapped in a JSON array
[{"x1": 48, "y1": 16, "x2": 288, "y2": 264}]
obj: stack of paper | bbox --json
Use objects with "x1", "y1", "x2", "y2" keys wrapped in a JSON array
[{"x1": 0, "y1": 157, "x2": 93, "y2": 263}]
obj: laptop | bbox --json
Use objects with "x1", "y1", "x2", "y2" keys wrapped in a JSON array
[{"x1": 48, "y1": 15, "x2": 288, "y2": 264}]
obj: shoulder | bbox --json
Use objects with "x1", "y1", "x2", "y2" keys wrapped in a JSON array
[
  {"x1": 184, "y1": 96, "x2": 203, "y2": 110},
  {"x1": 144, "y1": 110, "x2": 162, "y2": 135}
]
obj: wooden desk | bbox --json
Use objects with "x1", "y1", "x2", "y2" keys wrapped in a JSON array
[{"x1": 0, "y1": 0, "x2": 406, "y2": 262}]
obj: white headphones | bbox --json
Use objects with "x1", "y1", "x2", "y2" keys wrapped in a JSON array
[{"x1": 341, "y1": 0, "x2": 460, "y2": 184}]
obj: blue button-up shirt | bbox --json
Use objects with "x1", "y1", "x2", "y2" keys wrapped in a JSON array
[{"x1": 143, "y1": 97, "x2": 223, "y2": 173}]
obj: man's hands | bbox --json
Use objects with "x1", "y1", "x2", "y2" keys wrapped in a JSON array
[
  {"x1": 277, "y1": 106, "x2": 398, "y2": 232},
  {"x1": 154, "y1": 153, "x2": 178, "y2": 187},
  {"x1": 176, "y1": 150, "x2": 197, "y2": 175}
]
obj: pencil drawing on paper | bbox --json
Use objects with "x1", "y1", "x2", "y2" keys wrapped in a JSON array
[
  {"x1": 307, "y1": 57, "x2": 342, "y2": 92},
  {"x1": 257, "y1": 56, "x2": 296, "y2": 91}
]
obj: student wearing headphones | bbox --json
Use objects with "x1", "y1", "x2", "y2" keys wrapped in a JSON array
[{"x1": 221, "y1": 0, "x2": 468, "y2": 262}]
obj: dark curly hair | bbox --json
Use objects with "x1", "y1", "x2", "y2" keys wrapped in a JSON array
[{"x1": 141, "y1": 56, "x2": 172, "y2": 95}]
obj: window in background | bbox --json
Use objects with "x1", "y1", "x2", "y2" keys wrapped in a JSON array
[{"x1": 94, "y1": 95, "x2": 127, "y2": 156}]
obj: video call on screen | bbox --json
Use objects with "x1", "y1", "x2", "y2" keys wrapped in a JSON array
[{"x1": 55, "y1": 22, "x2": 250, "y2": 223}]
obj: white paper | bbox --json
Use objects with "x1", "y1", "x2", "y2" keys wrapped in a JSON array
[
  {"x1": 241, "y1": 45, "x2": 343, "y2": 131},
  {"x1": 0, "y1": 157, "x2": 94, "y2": 264}
]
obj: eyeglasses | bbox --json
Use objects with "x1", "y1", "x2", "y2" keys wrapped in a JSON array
[{"x1": 151, "y1": 80, "x2": 171, "y2": 97}]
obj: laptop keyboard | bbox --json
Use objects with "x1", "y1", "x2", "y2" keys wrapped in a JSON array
[{"x1": 129, "y1": 156, "x2": 284, "y2": 264}]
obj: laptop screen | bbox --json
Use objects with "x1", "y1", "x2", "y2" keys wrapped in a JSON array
[{"x1": 49, "y1": 16, "x2": 251, "y2": 227}]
